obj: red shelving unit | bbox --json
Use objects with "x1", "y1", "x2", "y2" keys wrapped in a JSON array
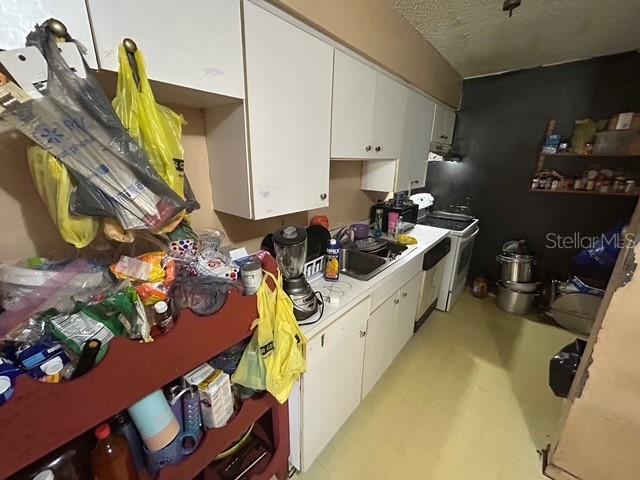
[{"x1": 0, "y1": 257, "x2": 291, "y2": 480}]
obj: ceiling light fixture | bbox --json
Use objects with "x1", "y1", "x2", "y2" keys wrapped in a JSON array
[{"x1": 503, "y1": 0, "x2": 521, "y2": 17}]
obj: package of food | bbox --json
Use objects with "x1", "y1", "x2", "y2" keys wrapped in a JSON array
[
  {"x1": 197, "y1": 369, "x2": 234, "y2": 429},
  {"x1": 15, "y1": 341, "x2": 70, "y2": 380}
]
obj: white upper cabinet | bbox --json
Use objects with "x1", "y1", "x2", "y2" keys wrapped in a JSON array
[
  {"x1": 0, "y1": 0, "x2": 97, "y2": 68},
  {"x1": 362, "y1": 89, "x2": 435, "y2": 193},
  {"x1": 395, "y1": 90, "x2": 436, "y2": 190},
  {"x1": 331, "y1": 50, "x2": 377, "y2": 159},
  {"x1": 371, "y1": 72, "x2": 406, "y2": 159},
  {"x1": 86, "y1": 0, "x2": 245, "y2": 99},
  {"x1": 241, "y1": 1, "x2": 333, "y2": 219},
  {"x1": 431, "y1": 103, "x2": 456, "y2": 146},
  {"x1": 331, "y1": 51, "x2": 405, "y2": 160}
]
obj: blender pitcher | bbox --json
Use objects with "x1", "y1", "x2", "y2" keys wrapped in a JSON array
[{"x1": 272, "y1": 226, "x2": 321, "y2": 323}]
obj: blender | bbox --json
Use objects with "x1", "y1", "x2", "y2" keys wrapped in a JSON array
[{"x1": 272, "y1": 226, "x2": 321, "y2": 324}]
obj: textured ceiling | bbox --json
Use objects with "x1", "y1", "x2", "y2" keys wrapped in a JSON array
[{"x1": 388, "y1": 0, "x2": 640, "y2": 78}]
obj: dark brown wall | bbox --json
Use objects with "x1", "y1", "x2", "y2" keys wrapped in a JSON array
[{"x1": 425, "y1": 51, "x2": 640, "y2": 283}]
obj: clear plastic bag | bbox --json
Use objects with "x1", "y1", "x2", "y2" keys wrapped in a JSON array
[{"x1": 0, "y1": 23, "x2": 186, "y2": 230}]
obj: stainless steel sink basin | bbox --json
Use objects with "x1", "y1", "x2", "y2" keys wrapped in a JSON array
[{"x1": 339, "y1": 248, "x2": 392, "y2": 281}]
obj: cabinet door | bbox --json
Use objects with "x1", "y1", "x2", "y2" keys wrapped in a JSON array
[
  {"x1": 331, "y1": 50, "x2": 377, "y2": 159},
  {"x1": 0, "y1": 0, "x2": 97, "y2": 68},
  {"x1": 431, "y1": 103, "x2": 456, "y2": 146},
  {"x1": 87, "y1": 0, "x2": 244, "y2": 98},
  {"x1": 244, "y1": 1, "x2": 333, "y2": 219},
  {"x1": 362, "y1": 294, "x2": 398, "y2": 399},
  {"x1": 301, "y1": 299, "x2": 369, "y2": 471},
  {"x1": 396, "y1": 90, "x2": 435, "y2": 191},
  {"x1": 392, "y1": 273, "x2": 422, "y2": 358},
  {"x1": 372, "y1": 73, "x2": 406, "y2": 159}
]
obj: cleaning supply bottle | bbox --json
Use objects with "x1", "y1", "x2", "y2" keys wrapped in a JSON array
[
  {"x1": 90, "y1": 423, "x2": 139, "y2": 480},
  {"x1": 324, "y1": 239, "x2": 341, "y2": 282}
]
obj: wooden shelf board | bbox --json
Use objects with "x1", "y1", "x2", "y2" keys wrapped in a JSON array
[
  {"x1": 529, "y1": 188, "x2": 639, "y2": 197},
  {"x1": 540, "y1": 153, "x2": 640, "y2": 159}
]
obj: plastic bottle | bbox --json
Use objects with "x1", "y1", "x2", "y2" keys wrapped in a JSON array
[
  {"x1": 324, "y1": 239, "x2": 341, "y2": 282},
  {"x1": 113, "y1": 412, "x2": 145, "y2": 471},
  {"x1": 33, "y1": 470, "x2": 54, "y2": 480},
  {"x1": 153, "y1": 301, "x2": 174, "y2": 332},
  {"x1": 90, "y1": 424, "x2": 139, "y2": 480}
]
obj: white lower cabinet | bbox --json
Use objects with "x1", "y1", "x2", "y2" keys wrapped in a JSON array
[
  {"x1": 362, "y1": 272, "x2": 422, "y2": 398},
  {"x1": 391, "y1": 273, "x2": 423, "y2": 359},
  {"x1": 361, "y1": 293, "x2": 398, "y2": 398},
  {"x1": 299, "y1": 298, "x2": 369, "y2": 471},
  {"x1": 291, "y1": 270, "x2": 424, "y2": 472}
]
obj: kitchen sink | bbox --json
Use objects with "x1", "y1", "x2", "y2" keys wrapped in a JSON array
[{"x1": 339, "y1": 248, "x2": 392, "y2": 281}]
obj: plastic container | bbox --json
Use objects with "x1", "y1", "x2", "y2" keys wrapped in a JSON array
[
  {"x1": 154, "y1": 301, "x2": 174, "y2": 332},
  {"x1": 387, "y1": 212, "x2": 399, "y2": 237},
  {"x1": 90, "y1": 424, "x2": 139, "y2": 480},
  {"x1": 240, "y1": 261, "x2": 263, "y2": 296},
  {"x1": 33, "y1": 470, "x2": 54, "y2": 480},
  {"x1": 593, "y1": 130, "x2": 640, "y2": 155},
  {"x1": 324, "y1": 239, "x2": 341, "y2": 282},
  {"x1": 127, "y1": 390, "x2": 180, "y2": 452}
]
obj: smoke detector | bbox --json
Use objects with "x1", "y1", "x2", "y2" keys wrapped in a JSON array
[{"x1": 503, "y1": 0, "x2": 521, "y2": 17}]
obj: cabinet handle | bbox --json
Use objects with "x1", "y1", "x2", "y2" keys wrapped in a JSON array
[
  {"x1": 320, "y1": 193, "x2": 327, "y2": 201},
  {"x1": 394, "y1": 299, "x2": 400, "y2": 305},
  {"x1": 321, "y1": 334, "x2": 325, "y2": 347},
  {"x1": 365, "y1": 145, "x2": 372, "y2": 152},
  {"x1": 402, "y1": 292, "x2": 408, "y2": 298},
  {"x1": 375, "y1": 146, "x2": 382, "y2": 152},
  {"x1": 444, "y1": 135, "x2": 449, "y2": 140},
  {"x1": 359, "y1": 330, "x2": 366, "y2": 338},
  {"x1": 440, "y1": 135, "x2": 446, "y2": 139}
]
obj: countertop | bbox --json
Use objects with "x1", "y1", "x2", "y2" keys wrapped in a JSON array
[{"x1": 301, "y1": 225, "x2": 449, "y2": 339}]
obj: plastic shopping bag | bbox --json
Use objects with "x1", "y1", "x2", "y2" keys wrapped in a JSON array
[
  {"x1": 260, "y1": 271, "x2": 307, "y2": 403},
  {"x1": 1, "y1": 23, "x2": 186, "y2": 230},
  {"x1": 231, "y1": 329, "x2": 268, "y2": 391},
  {"x1": 27, "y1": 145, "x2": 98, "y2": 248},
  {"x1": 232, "y1": 271, "x2": 307, "y2": 403},
  {"x1": 113, "y1": 45, "x2": 186, "y2": 201}
]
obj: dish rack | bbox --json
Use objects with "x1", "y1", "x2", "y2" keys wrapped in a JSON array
[{"x1": 304, "y1": 256, "x2": 325, "y2": 280}]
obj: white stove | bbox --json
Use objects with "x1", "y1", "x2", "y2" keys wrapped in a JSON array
[{"x1": 411, "y1": 194, "x2": 479, "y2": 312}]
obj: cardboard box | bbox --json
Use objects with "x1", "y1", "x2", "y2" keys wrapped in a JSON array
[
  {"x1": 197, "y1": 369, "x2": 234, "y2": 429},
  {"x1": 607, "y1": 112, "x2": 640, "y2": 131}
]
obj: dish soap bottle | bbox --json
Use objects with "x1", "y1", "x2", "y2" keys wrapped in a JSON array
[{"x1": 90, "y1": 423, "x2": 139, "y2": 480}]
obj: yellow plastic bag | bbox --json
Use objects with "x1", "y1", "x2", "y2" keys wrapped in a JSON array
[
  {"x1": 112, "y1": 45, "x2": 186, "y2": 199},
  {"x1": 232, "y1": 271, "x2": 307, "y2": 403},
  {"x1": 27, "y1": 145, "x2": 98, "y2": 248}
]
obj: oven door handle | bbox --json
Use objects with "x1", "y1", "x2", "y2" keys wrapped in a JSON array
[{"x1": 462, "y1": 225, "x2": 480, "y2": 240}]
